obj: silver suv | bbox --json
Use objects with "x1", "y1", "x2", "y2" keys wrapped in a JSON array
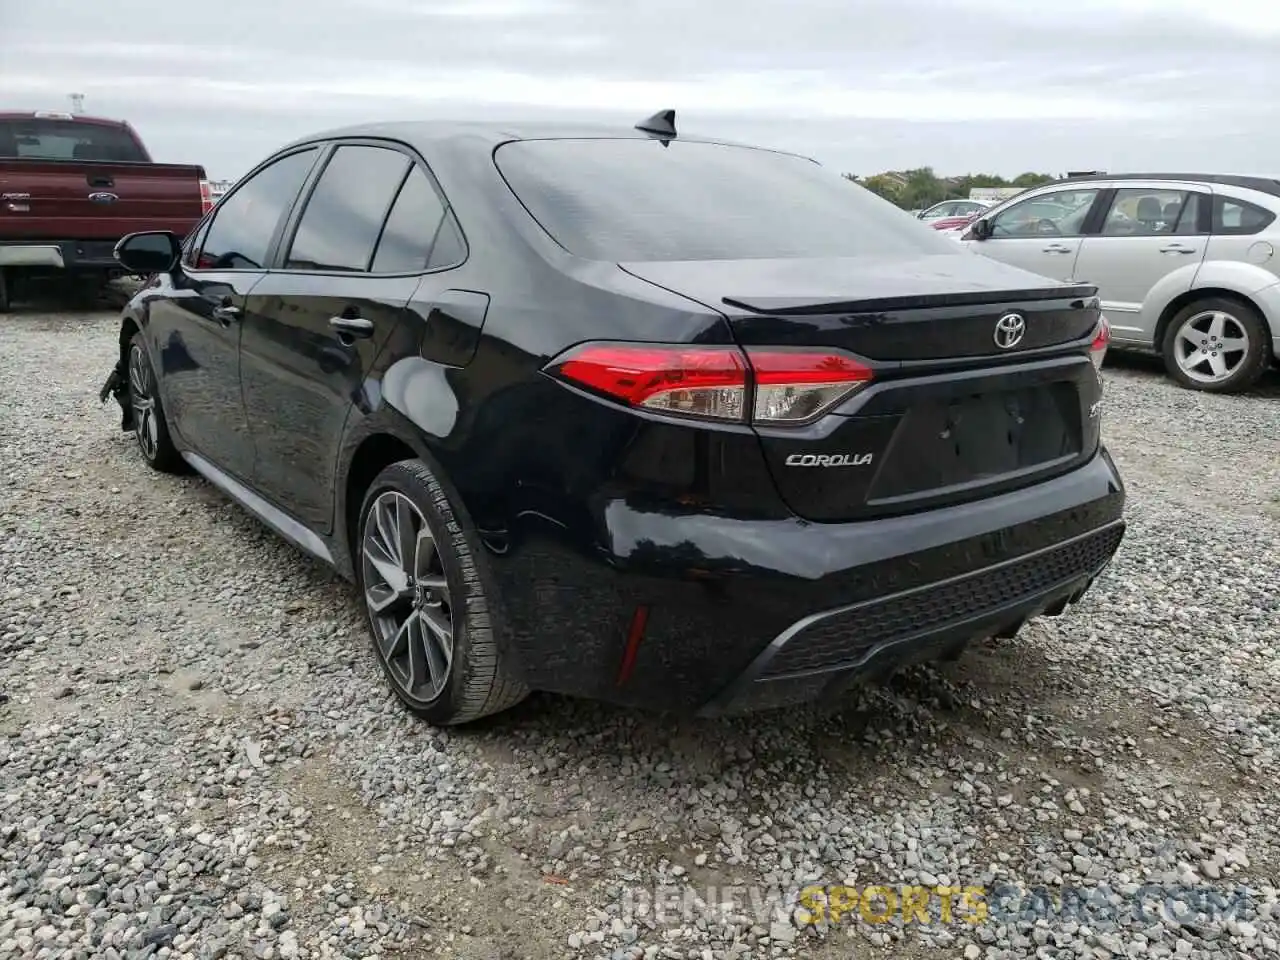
[{"x1": 959, "y1": 174, "x2": 1280, "y2": 392}]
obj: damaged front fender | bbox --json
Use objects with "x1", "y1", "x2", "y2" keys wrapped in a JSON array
[{"x1": 99, "y1": 348, "x2": 134, "y2": 433}]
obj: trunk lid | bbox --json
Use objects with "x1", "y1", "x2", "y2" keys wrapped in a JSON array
[
  {"x1": 620, "y1": 254, "x2": 1105, "y2": 523},
  {"x1": 620, "y1": 254, "x2": 1099, "y2": 359},
  {"x1": 0, "y1": 159, "x2": 206, "y2": 242}
]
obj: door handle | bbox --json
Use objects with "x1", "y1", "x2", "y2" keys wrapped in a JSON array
[
  {"x1": 1042, "y1": 244, "x2": 1074, "y2": 254},
  {"x1": 329, "y1": 316, "x2": 374, "y2": 341},
  {"x1": 1158, "y1": 244, "x2": 1197, "y2": 255},
  {"x1": 212, "y1": 304, "x2": 241, "y2": 325}
]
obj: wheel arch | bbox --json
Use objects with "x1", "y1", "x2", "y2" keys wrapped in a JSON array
[
  {"x1": 118, "y1": 311, "x2": 142, "y2": 357},
  {"x1": 113, "y1": 312, "x2": 145, "y2": 431},
  {"x1": 337, "y1": 428, "x2": 421, "y2": 578},
  {"x1": 1153, "y1": 286, "x2": 1271, "y2": 356}
]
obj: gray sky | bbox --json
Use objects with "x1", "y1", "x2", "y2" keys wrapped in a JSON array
[{"x1": 4, "y1": 0, "x2": 1277, "y2": 182}]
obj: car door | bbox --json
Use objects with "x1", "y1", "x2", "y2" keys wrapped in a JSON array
[
  {"x1": 145, "y1": 147, "x2": 320, "y2": 481},
  {"x1": 238, "y1": 142, "x2": 454, "y2": 534},
  {"x1": 961, "y1": 186, "x2": 1104, "y2": 281},
  {"x1": 1070, "y1": 184, "x2": 1211, "y2": 346}
]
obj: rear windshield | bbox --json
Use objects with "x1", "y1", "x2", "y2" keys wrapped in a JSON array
[
  {"x1": 0, "y1": 119, "x2": 148, "y2": 162},
  {"x1": 493, "y1": 138, "x2": 959, "y2": 262}
]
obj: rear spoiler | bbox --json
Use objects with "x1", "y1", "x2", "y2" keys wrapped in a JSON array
[{"x1": 723, "y1": 284, "x2": 1100, "y2": 316}]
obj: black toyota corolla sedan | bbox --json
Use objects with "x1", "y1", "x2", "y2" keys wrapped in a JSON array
[{"x1": 100, "y1": 111, "x2": 1124, "y2": 725}]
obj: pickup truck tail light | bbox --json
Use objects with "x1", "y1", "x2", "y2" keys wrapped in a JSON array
[
  {"x1": 544, "y1": 342, "x2": 874, "y2": 425},
  {"x1": 199, "y1": 179, "x2": 214, "y2": 215}
]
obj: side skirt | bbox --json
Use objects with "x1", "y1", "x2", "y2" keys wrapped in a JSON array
[{"x1": 181, "y1": 451, "x2": 335, "y2": 566}]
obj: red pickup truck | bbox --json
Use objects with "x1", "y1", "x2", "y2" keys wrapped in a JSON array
[{"x1": 0, "y1": 111, "x2": 211, "y2": 311}]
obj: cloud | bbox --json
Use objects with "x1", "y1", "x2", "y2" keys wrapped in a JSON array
[{"x1": 3, "y1": 0, "x2": 1277, "y2": 179}]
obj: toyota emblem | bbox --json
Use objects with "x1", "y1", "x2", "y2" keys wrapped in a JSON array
[{"x1": 993, "y1": 313, "x2": 1026, "y2": 349}]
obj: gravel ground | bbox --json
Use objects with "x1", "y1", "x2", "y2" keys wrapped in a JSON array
[{"x1": 2, "y1": 302, "x2": 1279, "y2": 960}]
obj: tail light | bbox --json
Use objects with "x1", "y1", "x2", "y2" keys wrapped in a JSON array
[
  {"x1": 1090, "y1": 315, "x2": 1110, "y2": 370},
  {"x1": 199, "y1": 179, "x2": 214, "y2": 215},
  {"x1": 544, "y1": 342, "x2": 874, "y2": 425}
]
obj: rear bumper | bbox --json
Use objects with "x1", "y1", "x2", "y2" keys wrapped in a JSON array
[
  {"x1": 1251, "y1": 280, "x2": 1280, "y2": 360},
  {"x1": 487, "y1": 447, "x2": 1126, "y2": 715},
  {"x1": 0, "y1": 239, "x2": 120, "y2": 272},
  {"x1": 699, "y1": 519, "x2": 1121, "y2": 716}
]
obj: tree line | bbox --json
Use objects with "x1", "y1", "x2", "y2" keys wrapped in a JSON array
[{"x1": 844, "y1": 167, "x2": 1057, "y2": 210}]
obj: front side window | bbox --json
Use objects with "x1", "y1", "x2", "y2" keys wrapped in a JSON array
[
  {"x1": 494, "y1": 138, "x2": 959, "y2": 262},
  {"x1": 286, "y1": 145, "x2": 411, "y2": 272},
  {"x1": 989, "y1": 189, "x2": 1099, "y2": 239},
  {"x1": 182, "y1": 219, "x2": 211, "y2": 269},
  {"x1": 1215, "y1": 196, "x2": 1276, "y2": 236},
  {"x1": 198, "y1": 149, "x2": 319, "y2": 270}
]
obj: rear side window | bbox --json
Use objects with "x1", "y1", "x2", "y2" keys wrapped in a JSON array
[
  {"x1": 371, "y1": 167, "x2": 448, "y2": 273},
  {"x1": 427, "y1": 214, "x2": 466, "y2": 269},
  {"x1": 1215, "y1": 196, "x2": 1276, "y2": 236},
  {"x1": 1100, "y1": 188, "x2": 1204, "y2": 236},
  {"x1": 494, "y1": 139, "x2": 959, "y2": 262},
  {"x1": 199, "y1": 148, "x2": 319, "y2": 270},
  {"x1": 286, "y1": 145, "x2": 412, "y2": 272},
  {"x1": 0, "y1": 118, "x2": 148, "y2": 162}
]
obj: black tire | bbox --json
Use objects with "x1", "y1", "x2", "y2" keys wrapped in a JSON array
[
  {"x1": 0, "y1": 268, "x2": 11, "y2": 313},
  {"x1": 1161, "y1": 296, "x2": 1271, "y2": 394},
  {"x1": 356, "y1": 459, "x2": 528, "y2": 725},
  {"x1": 127, "y1": 331, "x2": 184, "y2": 473}
]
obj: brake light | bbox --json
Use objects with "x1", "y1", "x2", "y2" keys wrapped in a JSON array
[
  {"x1": 551, "y1": 344, "x2": 748, "y2": 420},
  {"x1": 545, "y1": 342, "x2": 874, "y2": 424},
  {"x1": 199, "y1": 179, "x2": 214, "y2": 215},
  {"x1": 1090, "y1": 316, "x2": 1110, "y2": 370}
]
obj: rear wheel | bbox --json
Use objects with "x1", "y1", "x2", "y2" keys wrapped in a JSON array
[
  {"x1": 357, "y1": 459, "x2": 527, "y2": 725},
  {"x1": 127, "y1": 332, "x2": 184, "y2": 472},
  {"x1": 1162, "y1": 296, "x2": 1270, "y2": 393}
]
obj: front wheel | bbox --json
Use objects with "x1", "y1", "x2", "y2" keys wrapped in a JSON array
[
  {"x1": 1162, "y1": 297, "x2": 1270, "y2": 393},
  {"x1": 127, "y1": 332, "x2": 184, "y2": 472},
  {"x1": 356, "y1": 459, "x2": 528, "y2": 726}
]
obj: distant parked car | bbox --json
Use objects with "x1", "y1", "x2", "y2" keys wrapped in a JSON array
[
  {"x1": 0, "y1": 110, "x2": 212, "y2": 311},
  {"x1": 917, "y1": 198, "x2": 991, "y2": 229},
  {"x1": 960, "y1": 174, "x2": 1280, "y2": 392}
]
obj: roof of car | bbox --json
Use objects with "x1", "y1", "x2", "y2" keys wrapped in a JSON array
[
  {"x1": 0, "y1": 111, "x2": 131, "y2": 128},
  {"x1": 279, "y1": 119, "x2": 811, "y2": 161},
  {"x1": 1065, "y1": 172, "x2": 1280, "y2": 198}
]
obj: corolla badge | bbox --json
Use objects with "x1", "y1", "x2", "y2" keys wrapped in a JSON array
[
  {"x1": 88, "y1": 192, "x2": 119, "y2": 204},
  {"x1": 785, "y1": 453, "x2": 874, "y2": 467},
  {"x1": 993, "y1": 312, "x2": 1026, "y2": 349}
]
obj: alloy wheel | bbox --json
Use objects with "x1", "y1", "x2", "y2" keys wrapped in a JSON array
[
  {"x1": 128, "y1": 344, "x2": 160, "y2": 461},
  {"x1": 1173, "y1": 310, "x2": 1250, "y2": 385},
  {"x1": 361, "y1": 490, "x2": 454, "y2": 702}
]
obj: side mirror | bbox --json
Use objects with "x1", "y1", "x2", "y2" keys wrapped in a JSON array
[
  {"x1": 967, "y1": 219, "x2": 992, "y2": 241},
  {"x1": 114, "y1": 231, "x2": 181, "y2": 274}
]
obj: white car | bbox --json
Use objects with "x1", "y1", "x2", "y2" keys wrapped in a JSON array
[{"x1": 958, "y1": 174, "x2": 1280, "y2": 392}]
